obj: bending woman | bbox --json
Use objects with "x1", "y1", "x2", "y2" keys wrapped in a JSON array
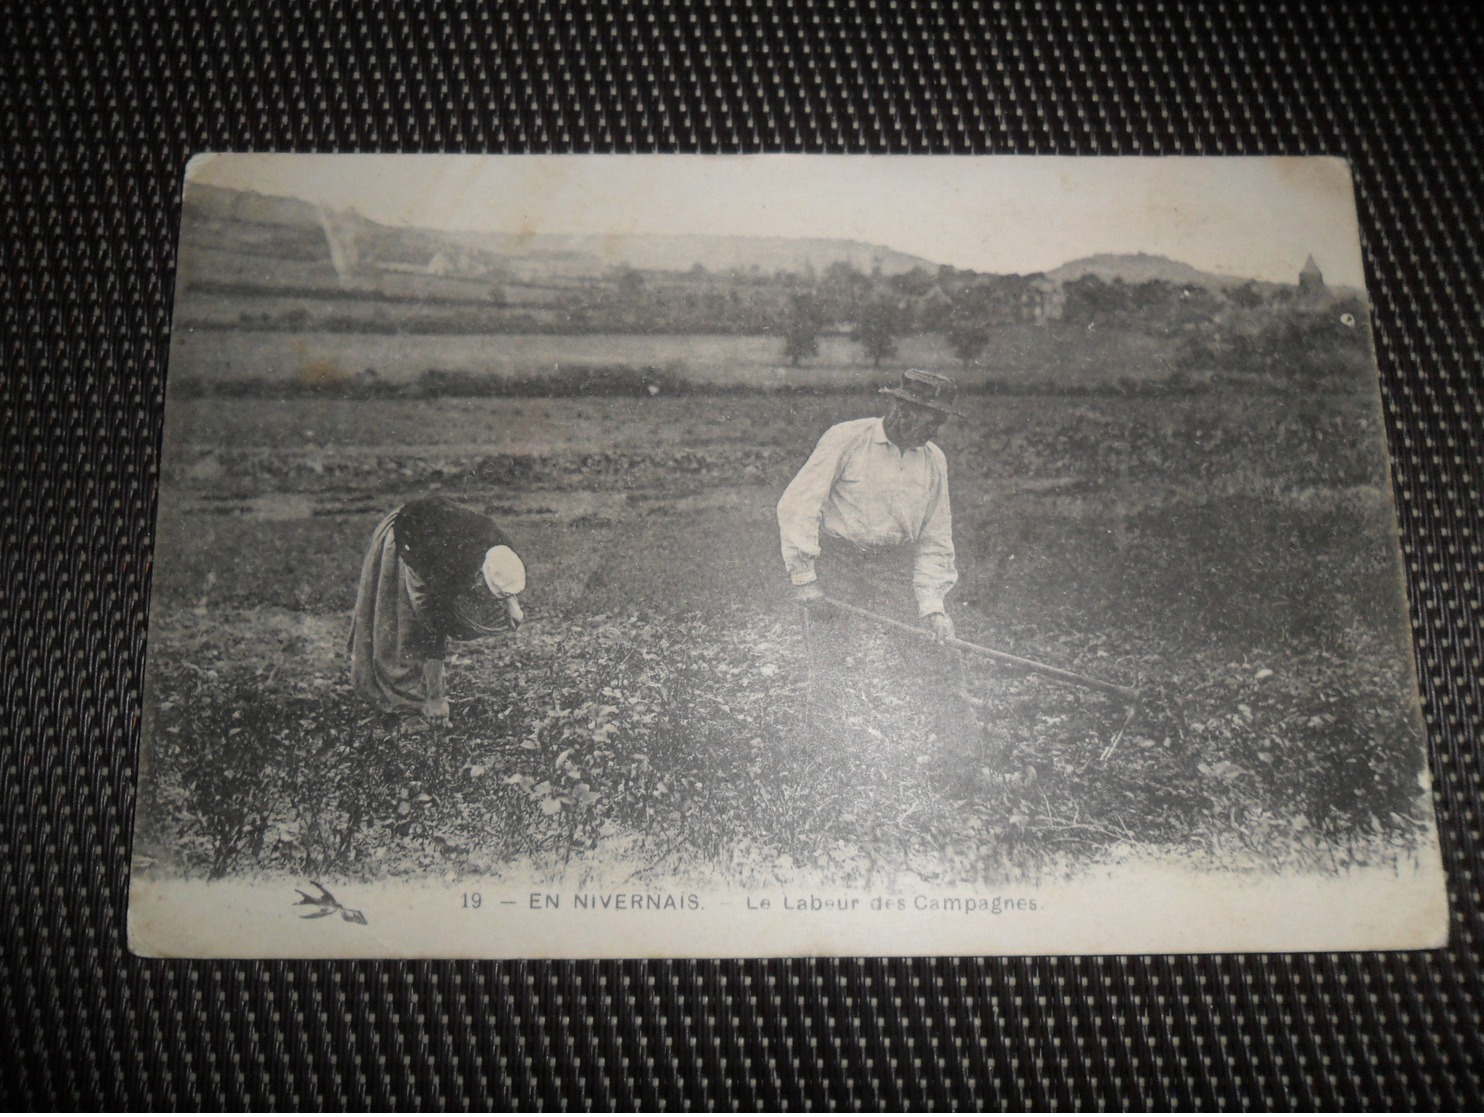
[{"x1": 348, "y1": 493, "x2": 526, "y2": 726}]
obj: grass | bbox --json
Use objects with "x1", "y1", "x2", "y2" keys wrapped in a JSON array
[{"x1": 166, "y1": 323, "x2": 1178, "y2": 393}]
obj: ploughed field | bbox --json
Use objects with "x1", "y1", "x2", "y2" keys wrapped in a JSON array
[{"x1": 137, "y1": 388, "x2": 1433, "y2": 886}]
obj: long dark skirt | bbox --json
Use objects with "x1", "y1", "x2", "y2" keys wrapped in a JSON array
[{"x1": 347, "y1": 511, "x2": 439, "y2": 712}]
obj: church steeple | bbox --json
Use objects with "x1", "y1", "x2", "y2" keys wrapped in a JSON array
[{"x1": 1299, "y1": 254, "x2": 1325, "y2": 292}]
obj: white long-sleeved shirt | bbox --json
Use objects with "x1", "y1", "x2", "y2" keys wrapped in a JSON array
[{"x1": 777, "y1": 416, "x2": 958, "y2": 616}]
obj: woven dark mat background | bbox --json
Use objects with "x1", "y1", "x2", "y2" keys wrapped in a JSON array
[{"x1": 4, "y1": 0, "x2": 1481, "y2": 1108}]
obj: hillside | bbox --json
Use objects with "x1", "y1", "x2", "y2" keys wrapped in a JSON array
[
  {"x1": 1044, "y1": 252, "x2": 1363, "y2": 302},
  {"x1": 459, "y1": 232, "x2": 937, "y2": 277},
  {"x1": 180, "y1": 184, "x2": 504, "y2": 273},
  {"x1": 181, "y1": 183, "x2": 939, "y2": 279},
  {"x1": 1046, "y1": 252, "x2": 1255, "y2": 289}
]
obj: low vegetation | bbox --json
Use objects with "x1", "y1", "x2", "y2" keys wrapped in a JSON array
[{"x1": 135, "y1": 387, "x2": 1432, "y2": 886}]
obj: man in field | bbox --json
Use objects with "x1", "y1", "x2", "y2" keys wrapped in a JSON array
[
  {"x1": 777, "y1": 369, "x2": 981, "y2": 769},
  {"x1": 348, "y1": 493, "x2": 526, "y2": 727}
]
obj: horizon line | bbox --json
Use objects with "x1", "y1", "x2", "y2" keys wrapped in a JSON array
[{"x1": 186, "y1": 180, "x2": 1349, "y2": 289}]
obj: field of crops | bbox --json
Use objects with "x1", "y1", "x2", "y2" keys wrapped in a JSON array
[{"x1": 135, "y1": 384, "x2": 1434, "y2": 888}]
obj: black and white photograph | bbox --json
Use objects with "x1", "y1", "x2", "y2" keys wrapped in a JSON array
[{"x1": 128, "y1": 154, "x2": 1445, "y2": 957}]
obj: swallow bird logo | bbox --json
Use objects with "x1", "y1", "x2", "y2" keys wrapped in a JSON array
[{"x1": 293, "y1": 881, "x2": 368, "y2": 925}]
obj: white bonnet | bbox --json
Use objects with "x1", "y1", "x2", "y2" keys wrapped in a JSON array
[{"x1": 480, "y1": 545, "x2": 526, "y2": 596}]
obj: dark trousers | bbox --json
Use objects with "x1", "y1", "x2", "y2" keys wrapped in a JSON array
[{"x1": 801, "y1": 539, "x2": 981, "y2": 760}]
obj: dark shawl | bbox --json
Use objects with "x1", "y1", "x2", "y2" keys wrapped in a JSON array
[{"x1": 393, "y1": 493, "x2": 513, "y2": 639}]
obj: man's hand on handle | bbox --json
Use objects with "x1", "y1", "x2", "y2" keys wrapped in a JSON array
[
  {"x1": 799, "y1": 584, "x2": 954, "y2": 641},
  {"x1": 926, "y1": 611, "x2": 955, "y2": 642}
]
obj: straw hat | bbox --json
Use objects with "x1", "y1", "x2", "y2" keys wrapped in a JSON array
[{"x1": 879, "y1": 368, "x2": 962, "y2": 416}]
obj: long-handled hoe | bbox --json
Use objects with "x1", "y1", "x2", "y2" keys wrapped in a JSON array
[{"x1": 817, "y1": 596, "x2": 1143, "y2": 763}]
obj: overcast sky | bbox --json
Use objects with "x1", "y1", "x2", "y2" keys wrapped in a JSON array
[{"x1": 188, "y1": 154, "x2": 1367, "y2": 286}]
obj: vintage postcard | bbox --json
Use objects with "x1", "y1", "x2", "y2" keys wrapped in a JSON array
[{"x1": 129, "y1": 154, "x2": 1446, "y2": 957}]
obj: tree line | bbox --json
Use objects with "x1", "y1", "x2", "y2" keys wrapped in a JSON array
[
  {"x1": 773, "y1": 266, "x2": 1368, "y2": 377},
  {"x1": 191, "y1": 249, "x2": 1371, "y2": 382}
]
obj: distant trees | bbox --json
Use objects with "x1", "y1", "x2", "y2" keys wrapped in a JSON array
[
  {"x1": 817, "y1": 260, "x2": 871, "y2": 323},
  {"x1": 853, "y1": 298, "x2": 903, "y2": 368},
  {"x1": 1061, "y1": 274, "x2": 1125, "y2": 327},
  {"x1": 1129, "y1": 278, "x2": 1176, "y2": 317},
  {"x1": 1227, "y1": 280, "x2": 1266, "y2": 309},
  {"x1": 886, "y1": 266, "x2": 934, "y2": 299},
  {"x1": 937, "y1": 277, "x2": 1039, "y2": 365},
  {"x1": 781, "y1": 294, "x2": 823, "y2": 367},
  {"x1": 428, "y1": 254, "x2": 1343, "y2": 357},
  {"x1": 1175, "y1": 294, "x2": 1372, "y2": 380},
  {"x1": 1063, "y1": 273, "x2": 1315, "y2": 333},
  {"x1": 1065, "y1": 274, "x2": 1228, "y2": 331},
  {"x1": 613, "y1": 265, "x2": 646, "y2": 300},
  {"x1": 947, "y1": 319, "x2": 990, "y2": 367},
  {"x1": 1172, "y1": 286, "x2": 1220, "y2": 328}
]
